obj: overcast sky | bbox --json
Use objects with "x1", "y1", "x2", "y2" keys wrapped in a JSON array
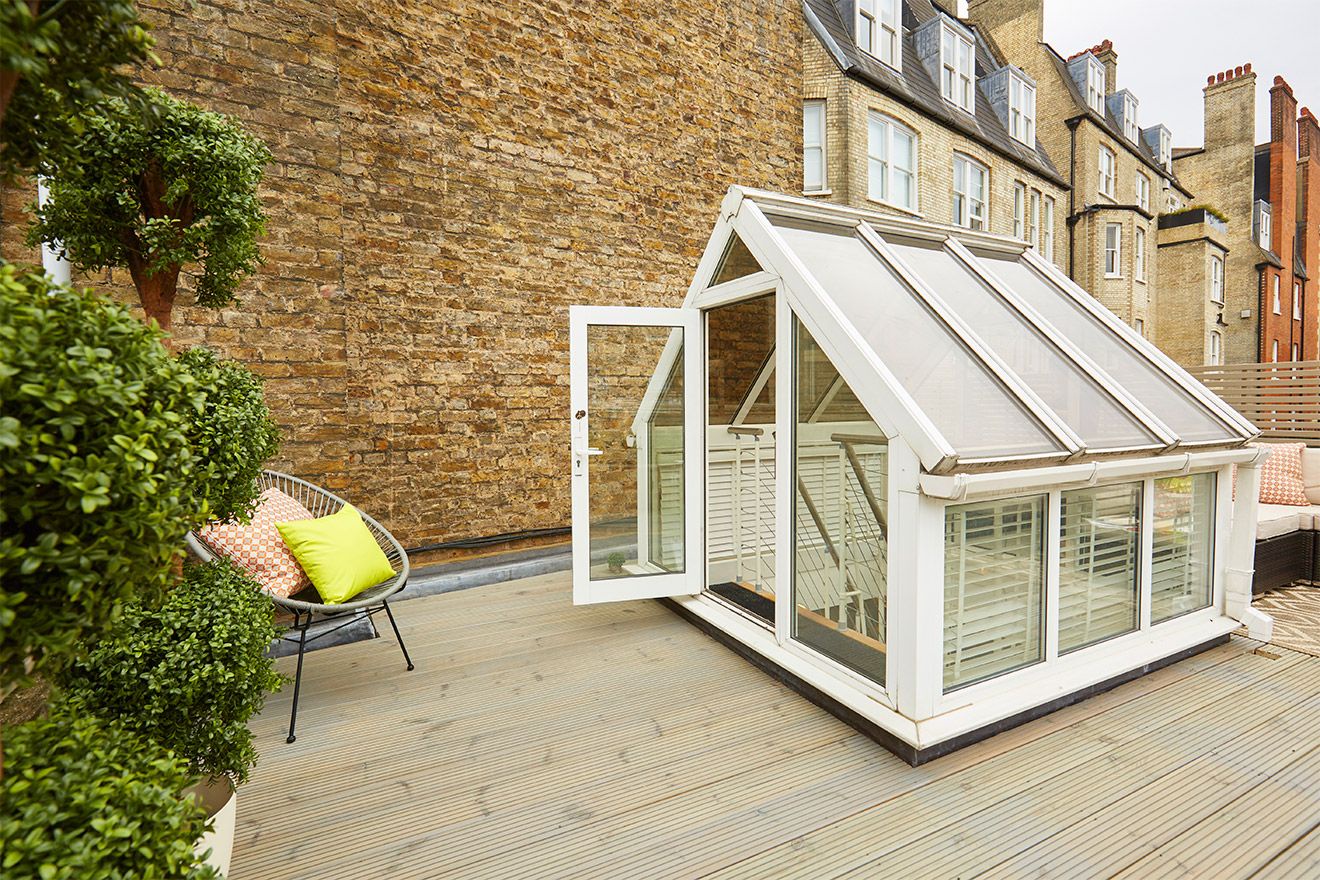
[{"x1": 1041, "y1": 0, "x2": 1320, "y2": 148}]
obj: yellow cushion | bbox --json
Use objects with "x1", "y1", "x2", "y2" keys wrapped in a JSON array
[{"x1": 275, "y1": 504, "x2": 396, "y2": 604}]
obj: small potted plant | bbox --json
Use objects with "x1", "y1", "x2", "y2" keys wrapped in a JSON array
[
  {"x1": 62, "y1": 559, "x2": 284, "y2": 875},
  {"x1": 607, "y1": 551, "x2": 627, "y2": 574}
]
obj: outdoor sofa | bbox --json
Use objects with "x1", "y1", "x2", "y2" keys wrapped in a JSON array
[{"x1": 1253, "y1": 443, "x2": 1320, "y2": 593}]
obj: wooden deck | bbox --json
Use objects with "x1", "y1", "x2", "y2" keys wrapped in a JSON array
[{"x1": 233, "y1": 571, "x2": 1320, "y2": 879}]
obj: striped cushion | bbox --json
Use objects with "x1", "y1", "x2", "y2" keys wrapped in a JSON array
[
  {"x1": 1256, "y1": 442, "x2": 1311, "y2": 506},
  {"x1": 200, "y1": 487, "x2": 314, "y2": 598}
]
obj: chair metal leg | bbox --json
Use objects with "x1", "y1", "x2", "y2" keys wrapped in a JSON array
[
  {"x1": 287, "y1": 612, "x2": 311, "y2": 743},
  {"x1": 382, "y1": 600, "x2": 415, "y2": 671}
]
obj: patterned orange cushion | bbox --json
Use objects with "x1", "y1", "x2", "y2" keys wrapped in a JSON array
[
  {"x1": 1256, "y1": 442, "x2": 1311, "y2": 506},
  {"x1": 200, "y1": 488, "x2": 314, "y2": 598}
]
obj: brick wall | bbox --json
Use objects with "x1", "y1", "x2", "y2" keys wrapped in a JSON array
[
  {"x1": 1154, "y1": 215, "x2": 1229, "y2": 367},
  {"x1": 1, "y1": 0, "x2": 803, "y2": 552}
]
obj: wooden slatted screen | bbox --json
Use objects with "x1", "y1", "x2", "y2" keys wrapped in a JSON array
[{"x1": 1187, "y1": 360, "x2": 1320, "y2": 444}]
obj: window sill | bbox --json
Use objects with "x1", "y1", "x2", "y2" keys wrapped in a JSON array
[
  {"x1": 1097, "y1": 191, "x2": 1117, "y2": 204},
  {"x1": 1105, "y1": 273, "x2": 1124, "y2": 280},
  {"x1": 865, "y1": 197, "x2": 923, "y2": 219},
  {"x1": 802, "y1": 189, "x2": 834, "y2": 198},
  {"x1": 1135, "y1": 278, "x2": 1147, "y2": 285}
]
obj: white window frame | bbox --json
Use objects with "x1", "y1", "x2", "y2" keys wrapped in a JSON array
[
  {"x1": 1009, "y1": 73, "x2": 1036, "y2": 146},
  {"x1": 940, "y1": 22, "x2": 976, "y2": 114},
  {"x1": 1292, "y1": 342, "x2": 1300, "y2": 362},
  {"x1": 1273, "y1": 275, "x2": 1282, "y2": 315},
  {"x1": 1135, "y1": 317, "x2": 1145, "y2": 337},
  {"x1": 1294, "y1": 281, "x2": 1301, "y2": 320},
  {"x1": 857, "y1": 0, "x2": 900, "y2": 70},
  {"x1": 1272, "y1": 339, "x2": 1280, "y2": 362},
  {"x1": 1259, "y1": 203, "x2": 1272, "y2": 249},
  {"x1": 1210, "y1": 255, "x2": 1224, "y2": 304},
  {"x1": 1209, "y1": 330, "x2": 1222, "y2": 365},
  {"x1": 1086, "y1": 57, "x2": 1106, "y2": 114},
  {"x1": 1105, "y1": 222, "x2": 1122, "y2": 278},
  {"x1": 1028, "y1": 189, "x2": 1041, "y2": 249},
  {"x1": 952, "y1": 154, "x2": 989, "y2": 231},
  {"x1": 1098, "y1": 146, "x2": 1116, "y2": 198},
  {"x1": 1123, "y1": 94, "x2": 1139, "y2": 142},
  {"x1": 1134, "y1": 226, "x2": 1146, "y2": 283},
  {"x1": 867, "y1": 111, "x2": 918, "y2": 212},
  {"x1": 1135, "y1": 173, "x2": 1150, "y2": 212},
  {"x1": 803, "y1": 100, "x2": 827, "y2": 193},
  {"x1": 1159, "y1": 129, "x2": 1172, "y2": 168},
  {"x1": 1013, "y1": 181, "x2": 1026, "y2": 240},
  {"x1": 1043, "y1": 196, "x2": 1055, "y2": 262}
]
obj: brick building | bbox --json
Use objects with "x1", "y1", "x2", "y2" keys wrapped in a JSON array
[
  {"x1": 801, "y1": 0, "x2": 1067, "y2": 267},
  {"x1": 0, "y1": 0, "x2": 804, "y2": 553},
  {"x1": 1174, "y1": 68, "x2": 1320, "y2": 364},
  {"x1": 968, "y1": 2, "x2": 1193, "y2": 340}
]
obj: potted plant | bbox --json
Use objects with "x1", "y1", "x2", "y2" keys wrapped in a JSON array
[
  {"x1": 0, "y1": 711, "x2": 218, "y2": 879},
  {"x1": 607, "y1": 551, "x2": 627, "y2": 574},
  {"x1": 62, "y1": 559, "x2": 283, "y2": 874}
]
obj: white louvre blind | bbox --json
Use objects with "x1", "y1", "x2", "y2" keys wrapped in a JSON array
[
  {"x1": 944, "y1": 495, "x2": 1046, "y2": 691},
  {"x1": 1058, "y1": 482, "x2": 1141, "y2": 653},
  {"x1": 1151, "y1": 473, "x2": 1216, "y2": 623}
]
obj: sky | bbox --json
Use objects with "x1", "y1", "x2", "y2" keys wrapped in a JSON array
[{"x1": 1041, "y1": 0, "x2": 1320, "y2": 148}]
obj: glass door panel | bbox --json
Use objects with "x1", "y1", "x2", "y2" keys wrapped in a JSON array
[{"x1": 570, "y1": 306, "x2": 702, "y2": 604}]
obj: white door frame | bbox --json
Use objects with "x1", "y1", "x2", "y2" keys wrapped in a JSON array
[{"x1": 569, "y1": 305, "x2": 704, "y2": 604}]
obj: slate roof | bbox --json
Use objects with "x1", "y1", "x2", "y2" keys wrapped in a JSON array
[
  {"x1": 802, "y1": 0, "x2": 1067, "y2": 188},
  {"x1": 1042, "y1": 44, "x2": 1190, "y2": 195}
]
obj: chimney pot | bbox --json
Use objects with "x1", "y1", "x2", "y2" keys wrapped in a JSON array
[
  {"x1": 1245, "y1": 62, "x2": 1252, "y2": 73},
  {"x1": 1207, "y1": 75, "x2": 1216, "y2": 86},
  {"x1": 1217, "y1": 72, "x2": 1225, "y2": 83},
  {"x1": 1234, "y1": 65, "x2": 1243, "y2": 77}
]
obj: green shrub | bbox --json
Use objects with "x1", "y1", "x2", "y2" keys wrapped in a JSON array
[
  {"x1": 177, "y1": 347, "x2": 280, "y2": 525},
  {"x1": 64, "y1": 559, "x2": 283, "y2": 786},
  {"x1": 0, "y1": 711, "x2": 219, "y2": 880},
  {"x1": 0, "y1": 264, "x2": 204, "y2": 692},
  {"x1": 27, "y1": 87, "x2": 270, "y2": 330}
]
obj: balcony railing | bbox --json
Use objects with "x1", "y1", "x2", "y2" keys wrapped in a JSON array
[{"x1": 1187, "y1": 360, "x2": 1320, "y2": 444}]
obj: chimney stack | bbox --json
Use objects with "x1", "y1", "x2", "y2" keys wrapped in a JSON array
[{"x1": 1203, "y1": 63, "x2": 1256, "y2": 151}]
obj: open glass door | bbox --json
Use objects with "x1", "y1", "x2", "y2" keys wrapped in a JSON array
[{"x1": 569, "y1": 306, "x2": 703, "y2": 604}]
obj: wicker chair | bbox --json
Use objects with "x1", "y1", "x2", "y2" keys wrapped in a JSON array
[{"x1": 186, "y1": 470, "x2": 414, "y2": 743}]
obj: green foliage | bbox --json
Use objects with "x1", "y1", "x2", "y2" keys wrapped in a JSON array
[
  {"x1": 177, "y1": 347, "x2": 280, "y2": 525},
  {"x1": 0, "y1": 263, "x2": 204, "y2": 692},
  {"x1": 0, "y1": 0, "x2": 155, "y2": 177},
  {"x1": 64, "y1": 559, "x2": 284, "y2": 786},
  {"x1": 28, "y1": 87, "x2": 270, "y2": 312},
  {"x1": 0, "y1": 711, "x2": 219, "y2": 880},
  {"x1": 1166, "y1": 204, "x2": 1230, "y2": 224}
]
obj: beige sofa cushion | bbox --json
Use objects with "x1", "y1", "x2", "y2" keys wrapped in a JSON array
[
  {"x1": 1302, "y1": 446, "x2": 1320, "y2": 506},
  {"x1": 1256, "y1": 504, "x2": 1315, "y2": 540}
]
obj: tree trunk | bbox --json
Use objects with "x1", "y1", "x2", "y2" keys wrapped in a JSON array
[{"x1": 135, "y1": 267, "x2": 180, "y2": 333}]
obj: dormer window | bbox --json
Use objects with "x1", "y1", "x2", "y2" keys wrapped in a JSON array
[
  {"x1": 1009, "y1": 73, "x2": 1035, "y2": 146},
  {"x1": 940, "y1": 23, "x2": 975, "y2": 114},
  {"x1": 858, "y1": 0, "x2": 900, "y2": 70},
  {"x1": 1122, "y1": 94, "x2": 1139, "y2": 141},
  {"x1": 1255, "y1": 200, "x2": 1272, "y2": 249},
  {"x1": 1086, "y1": 57, "x2": 1105, "y2": 114},
  {"x1": 1158, "y1": 128, "x2": 1171, "y2": 168}
]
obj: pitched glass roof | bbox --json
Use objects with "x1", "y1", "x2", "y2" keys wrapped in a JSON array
[{"x1": 728, "y1": 189, "x2": 1253, "y2": 471}]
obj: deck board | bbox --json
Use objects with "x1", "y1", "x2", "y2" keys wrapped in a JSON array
[{"x1": 231, "y1": 572, "x2": 1320, "y2": 880}]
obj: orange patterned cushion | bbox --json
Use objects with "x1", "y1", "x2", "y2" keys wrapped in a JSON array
[
  {"x1": 1256, "y1": 442, "x2": 1311, "y2": 506},
  {"x1": 200, "y1": 488, "x2": 314, "y2": 598}
]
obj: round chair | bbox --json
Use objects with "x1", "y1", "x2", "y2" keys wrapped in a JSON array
[{"x1": 186, "y1": 470, "x2": 414, "y2": 742}]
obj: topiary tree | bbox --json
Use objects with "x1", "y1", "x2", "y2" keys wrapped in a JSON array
[
  {"x1": 0, "y1": 711, "x2": 219, "y2": 879},
  {"x1": 0, "y1": 263, "x2": 205, "y2": 695},
  {"x1": 177, "y1": 346, "x2": 280, "y2": 525},
  {"x1": 0, "y1": 0, "x2": 155, "y2": 177},
  {"x1": 27, "y1": 87, "x2": 270, "y2": 331},
  {"x1": 63, "y1": 559, "x2": 283, "y2": 786}
]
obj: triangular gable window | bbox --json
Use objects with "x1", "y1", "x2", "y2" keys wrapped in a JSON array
[{"x1": 709, "y1": 233, "x2": 764, "y2": 287}]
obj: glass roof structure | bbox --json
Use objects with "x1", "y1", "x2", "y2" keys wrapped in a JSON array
[{"x1": 701, "y1": 189, "x2": 1256, "y2": 473}]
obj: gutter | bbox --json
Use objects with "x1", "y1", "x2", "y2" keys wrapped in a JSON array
[{"x1": 1067, "y1": 116, "x2": 1079, "y2": 278}]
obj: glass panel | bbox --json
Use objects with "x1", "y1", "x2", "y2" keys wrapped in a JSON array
[
  {"x1": 982, "y1": 256, "x2": 1237, "y2": 443},
  {"x1": 706, "y1": 296, "x2": 777, "y2": 625},
  {"x1": 1059, "y1": 482, "x2": 1142, "y2": 653},
  {"x1": 794, "y1": 320, "x2": 888, "y2": 683},
  {"x1": 587, "y1": 325, "x2": 685, "y2": 580},
  {"x1": 770, "y1": 216, "x2": 1062, "y2": 460},
  {"x1": 709, "y1": 233, "x2": 763, "y2": 287},
  {"x1": 888, "y1": 240, "x2": 1157, "y2": 451},
  {"x1": 944, "y1": 495, "x2": 1046, "y2": 691},
  {"x1": 1151, "y1": 473, "x2": 1216, "y2": 623}
]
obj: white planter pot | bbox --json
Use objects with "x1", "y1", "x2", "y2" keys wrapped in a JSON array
[{"x1": 190, "y1": 777, "x2": 237, "y2": 876}]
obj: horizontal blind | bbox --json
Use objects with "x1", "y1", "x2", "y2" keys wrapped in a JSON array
[
  {"x1": 944, "y1": 495, "x2": 1046, "y2": 691},
  {"x1": 1151, "y1": 472, "x2": 1216, "y2": 624},
  {"x1": 1058, "y1": 482, "x2": 1141, "y2": 653}
]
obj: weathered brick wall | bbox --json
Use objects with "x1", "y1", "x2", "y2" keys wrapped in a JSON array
[
  {"x1": 1153, "y1": 218, "x2": 1228, "y2": 367},
  {"x1": 2, "y1": 0, "x2": 803, "y2": 552}
]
